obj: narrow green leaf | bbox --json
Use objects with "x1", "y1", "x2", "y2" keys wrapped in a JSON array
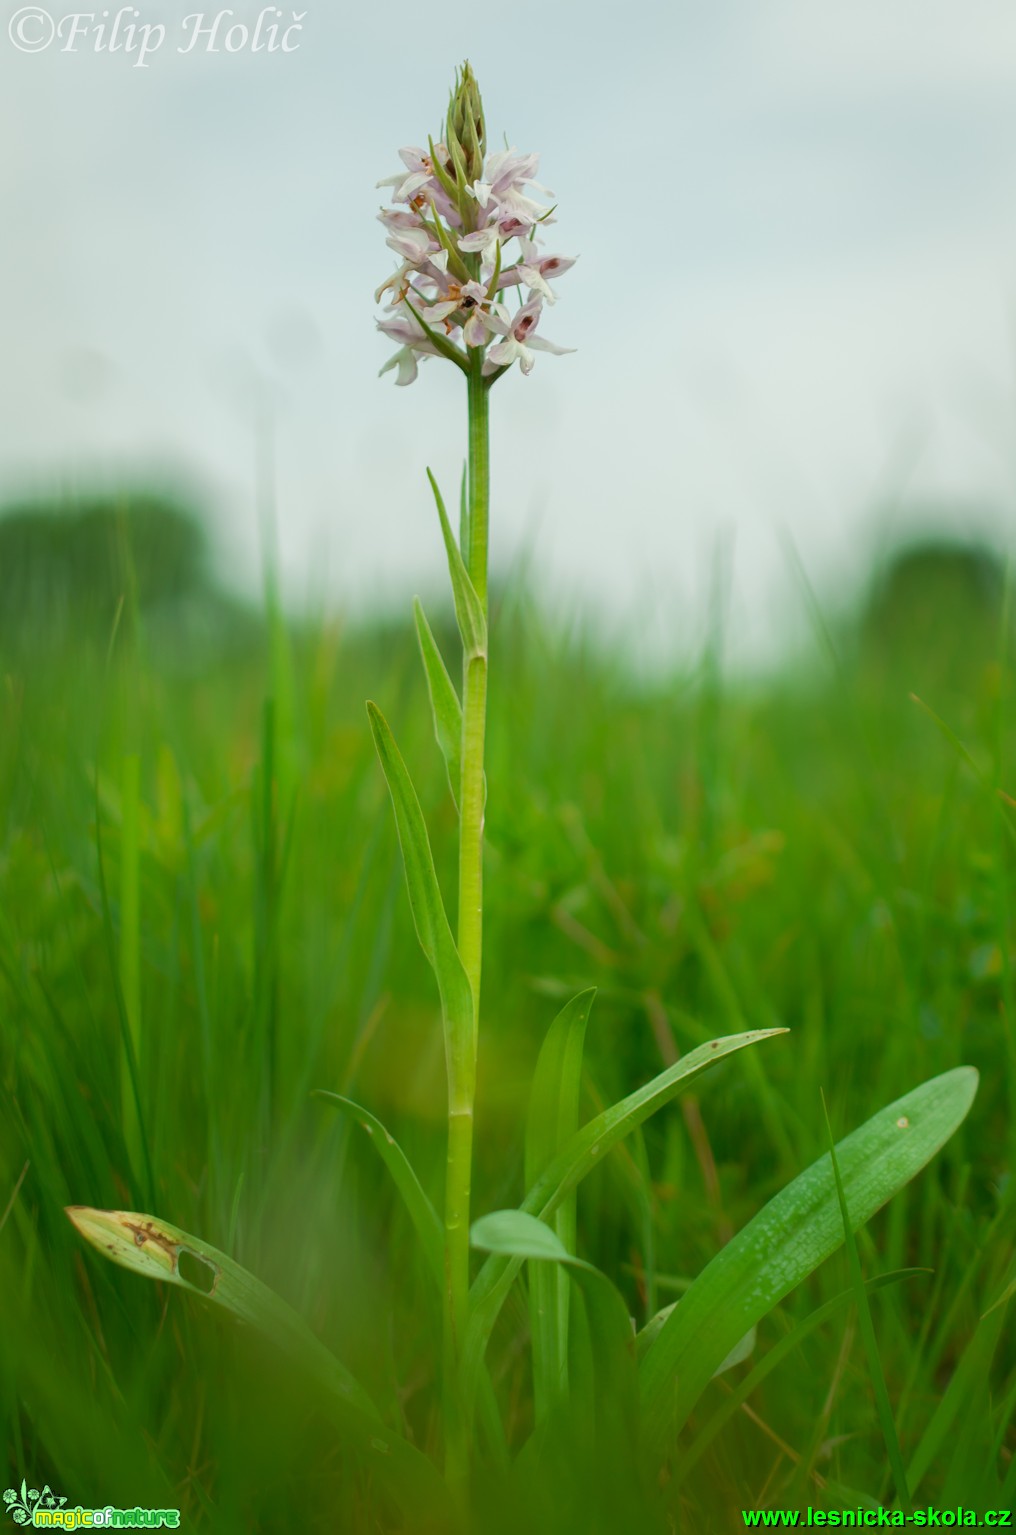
[
  {"x1": 982, "y1": 1271, "x2": 1016, "y2": 1319},
  {"x1": 824, "y1": 1091, "x2": 912, "y2": 1513},
  {"x1": 524, "y1": 988, "x2": 595, "y2": 1423},
  {"x1": 463, "y1": 1028, "x2": 787, "y2": 1419},
  {"x1": 426, "y1": 469, "x2": 487, "y2": 660},
  {"x1": 66, "y1": 1206, "x2": 448, "y2": 1519},
  {"x1": 314, "y1": 1093, "x2": 443, "y2": 1287},
  {"x1": 427, "y1": 132, "x2": 462, "y2": 210},
  {"x1": 313, "y1": 1092, "x2": 508, "y2": 1470},
  {"x1": 366, "y1": 702, "x2": 474, "y2": 1103},
  {"x1": 412, "y1": 598, "x2": 463, "y2": 808},
  {"x1": 422, "y1": 206, "x2": 472, "y2": 285},
  {"x1": 524, "y1": 989, "x2": 596, "y2": 1193},
  {"x1": 907, "y1": 1302, "x2": 1009, "y2": 1496},
  {"x1": 524, "y1": 1029, "x2": 787, "y2": 1227},
  {"x1": 675, "y1": 1270, "x2": 927, "y2": 1491},
  {"x1": 911, "y1": 693, "x2": 1016, "y2": 856},
  {"x1": 639, "y1": 1067, "x2": 979, "y2": 1450}
]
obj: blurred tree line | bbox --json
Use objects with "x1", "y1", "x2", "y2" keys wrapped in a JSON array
[
  {"x1": 0, "y1": 491, "x2": 254, "y2": 663},
  {"x1": 0, "y1": 489, "x2": 1007, "y2": 683}
]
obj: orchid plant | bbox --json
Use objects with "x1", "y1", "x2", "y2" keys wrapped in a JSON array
[{"x1": 66, "y1": 64, "x2": 978, "y2": 1533}]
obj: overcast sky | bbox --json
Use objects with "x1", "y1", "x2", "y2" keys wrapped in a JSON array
[{"x1": 3, "y1": 0, "x2": 1016, "y2": 663}]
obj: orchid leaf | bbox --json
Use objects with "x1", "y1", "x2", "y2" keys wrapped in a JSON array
[
  {"x1": 313, "y1": 1090, "x2": 511, "y2": 1469},
  {"x1": 458, "y1": 461, "x2": 469, "y2": 564},
  {"x1": 426, "y1": 469, "x2": 486, "y2": 659},
  {"x1": 463, "y1": 1027, "x2": 787, "y2": 1419},
  {"x1": 638, "y1": 1067, "x2": 978, "y2": 1451},
  {"x1": 412, "y1": 598, "x2": 463, "y2": 808},
  {"x1": 313, "y1": 1093, "x2": 443, "y2": 1287},
  {"x1": 470, "y1": 1210, "x2": 637, "y2": 1442}
]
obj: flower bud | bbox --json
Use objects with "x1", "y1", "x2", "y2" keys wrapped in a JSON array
[{"x1": 447, "y1": 62, "x2": 486, "y2": 192}]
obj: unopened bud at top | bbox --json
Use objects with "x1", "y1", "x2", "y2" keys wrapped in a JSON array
[{"x1": 447, "y1": 61, "x2": 486, "y2": 192}]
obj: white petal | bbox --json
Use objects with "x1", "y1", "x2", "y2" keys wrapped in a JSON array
[
  {"x1": 379, "y1": 347, "x2": 418, "y2": 386},
  {"x1": 487, "y1": 338, "x2": 518, "y2": 367},
  {"x1": 458, "y1": 228, "x2": 497, "y2": 255},
  {"x1": 422, "y1": 300, "x2": 459, "y2": 322},
  {"x1": 518, "y1": 266, "x2": 556, "y2": 303},
  {"x1": 463, "y1": 312, "x2": 488, "y2": 348},
  {"x1": 482, "y1": 307, "x2": 513, "y2": 339},
  {"x1": 526, "y1": 336, "x2": 575, "y2": 356}
]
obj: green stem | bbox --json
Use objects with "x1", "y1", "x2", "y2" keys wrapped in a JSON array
[
  {"x1": 444, "y1": 350, "x2": 490, "y2": 1492},
  {"x1": 457, "y1": 656, "x2": 487, "y2": 1017},
  {"x1": 467, "y1": 355, "x2": 490, "y2": 607}
]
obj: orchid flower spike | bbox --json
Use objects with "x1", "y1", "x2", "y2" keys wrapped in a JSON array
[{"x1": 374, "y1": 62, "x2": 576, "y2": 386}]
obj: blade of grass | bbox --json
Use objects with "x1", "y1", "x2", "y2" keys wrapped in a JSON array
[
  {"x1": 94, "y1": 780, "x2": 154, "y2": 1209},
  {"x1": 524, "y1": 988, "x2": 596, "y2": 1424},
  {"x1": 822, "y1": 1090, "x2": 912, "y2": 1514},
  {"x1": 672, "y1": 1269, "x2": 928, "y2": 1491},
  {"x1": 365, "y1": 701, "x2": 474, "y2": 1106},
  {"x1": 906, "y1": 1301, "x2": 1009, "y2": 1497},
  {"x1": 118, "y1": 752, "x2": 142, "y2": 1179}
]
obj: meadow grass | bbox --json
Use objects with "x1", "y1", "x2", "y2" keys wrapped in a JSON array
[{"x1": 0, "y1": 555, "x2": 1013, "y2": 1532}]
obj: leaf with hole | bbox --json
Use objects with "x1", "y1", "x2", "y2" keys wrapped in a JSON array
[{"x1": 65, "y1": 1205, "x2": 448, "y2": 1520}]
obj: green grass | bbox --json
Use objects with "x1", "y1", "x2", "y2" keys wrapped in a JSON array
[{"x1": 1, "y1": 563, "x2": 1013, "y2": 1532}]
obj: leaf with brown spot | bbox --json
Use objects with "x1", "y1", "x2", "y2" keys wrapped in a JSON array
[{"x1": 65, "y1": 1206, "x2": 448, "y2": 1521}]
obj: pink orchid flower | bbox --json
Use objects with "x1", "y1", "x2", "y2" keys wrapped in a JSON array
[{"x1": 481, "y1": 297, "x2": 574, "y2": 376}]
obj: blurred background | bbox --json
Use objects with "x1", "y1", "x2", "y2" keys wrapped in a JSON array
[
  {"x1": 3, "y1": 0, "x2": 1016, "y2": 661},
  {"x1": 4, "y1": 6, "x2": 1016, "y2": 1528}
]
